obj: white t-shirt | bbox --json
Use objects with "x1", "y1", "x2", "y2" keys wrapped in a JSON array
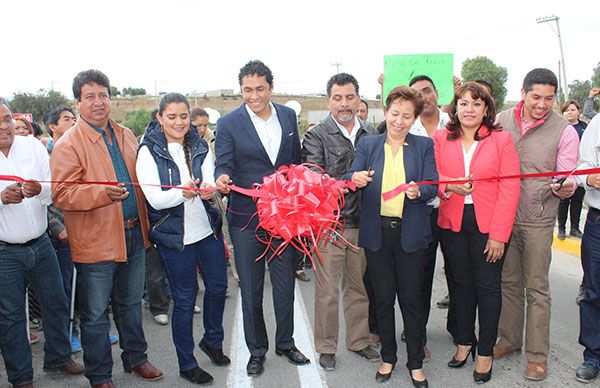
[
  {"x1": 410, "y1": 108, "x2": 450, "y2": 137},
  {"x1": 462, "y1": 141, "x2": 478, "y2": 205},
  {"x1": 136, "y1": 143, "x2": 215, "y2": 245}
]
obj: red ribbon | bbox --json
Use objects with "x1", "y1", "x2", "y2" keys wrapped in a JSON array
[
  {"x1": 6, "y1": 165, "x2": 597, "y2": 263},
  {"x1": 237, "y1": 164, "x2": 357, "y2": 265},
  {"x1": 0, "y1": 164, "x2": 357, "y2": 265},
  {"x1": 381, "y1": 167, "x2": 600, "y2": 201}
]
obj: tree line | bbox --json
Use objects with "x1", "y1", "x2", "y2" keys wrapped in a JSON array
[{"x1": 6, "y1": 57, "x2": 600, "y2": 137}]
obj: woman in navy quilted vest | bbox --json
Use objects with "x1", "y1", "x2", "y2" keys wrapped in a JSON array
[{"x1": 136, "y1": 93, "x2": 228, "y2": 385}]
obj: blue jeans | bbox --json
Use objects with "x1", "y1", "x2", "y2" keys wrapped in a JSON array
[
  {"x1": 580, "y1": 208, "x2": 600, "y2": 363},
  {"x1": 158, "y1": 233, "x2": 228, "y2": 371},
  {"x1": 75, "y1": 226, "x2": 148, "y2": 385},
  {"x1": 0, "y1": 233, "x2": 71, "y2": 386},
  {"x1": 51, "y1": 237, "x2": 79, "y2": 336}
]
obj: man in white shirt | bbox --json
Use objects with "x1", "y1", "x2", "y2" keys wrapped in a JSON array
[
  {"x1": 409, "y1": 75, "x2": 450, "y2": 137},
  {"x1": 215, "y1": 60, "x2": 308, "y2": 376},
  {"x1": 0, "y1": 98, "x2": 84, "y2": 388},
  {"x1": 406, "y1": 75, "x2": 454, "y2": 358},
  {"x1": 575, "y1": 113, "x2": 600, "y2": 383}
]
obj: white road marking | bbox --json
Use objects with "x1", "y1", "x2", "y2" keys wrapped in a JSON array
[
  {"x1": 227, "y1": 292, "x2": 253, "y2": 388},
  {"x1": 294, "y1": 286, "x2": 327, "y2": 388}
]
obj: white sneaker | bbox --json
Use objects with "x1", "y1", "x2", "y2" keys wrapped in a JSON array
[
  {"x1": 154, "y1": 314, "x2": 169, "y2": 325},
  {"x1": 193, "y1": 305, "x2": 201, "y2": 314}
]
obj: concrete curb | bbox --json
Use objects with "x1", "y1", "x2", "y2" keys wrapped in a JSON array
[{"x1": 552, "y1": 233, "x2": 581, "y2": 257}]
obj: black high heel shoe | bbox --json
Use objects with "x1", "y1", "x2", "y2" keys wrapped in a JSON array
[
  {"x1": 447, "y1": 344, "x2": 476, "y2": 368},
  {"x1": 473, "y1": 356, "x2": 493, "y2": 384},
  {"x1": 409, "y1": 369, "x2": 429, "y2": 388},
  {"x1": 375, "y1": 363, "x2": 395, "y2": 383}
]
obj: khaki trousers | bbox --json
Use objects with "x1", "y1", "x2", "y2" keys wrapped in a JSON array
[
  {"x1": 497, "y1": 224, "x2": 553, "y2": 363},
  {"x1": 313, "y1": 228, "x2": 370, "y2": 354}
]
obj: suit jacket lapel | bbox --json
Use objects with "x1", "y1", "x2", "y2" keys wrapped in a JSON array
[
  {"x1": 372, "y1": 135, "x2": 386, "y2": 205},
  {"x1": 237, "y1": 105, "x2": 272, "y2": 165},
  {"x1": 470, "y1": 137, "x2": 486, "y2": 170},
  {"x1": 465, "y1": 126, "x2": 489, "y2": 175},
  {"x1": 403, "y1": 135, "x2": 416, "y2": 182},
  {"x1": 273, "y1": 104, "x2": 292, "y2": 165},
  {"x1": 453, "y1": 137, "x2": 466, "y2": 176}
]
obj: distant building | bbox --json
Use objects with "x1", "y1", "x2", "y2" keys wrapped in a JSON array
[{"x1": 205, "y1": 89, "x2": 234, "y2": 97}]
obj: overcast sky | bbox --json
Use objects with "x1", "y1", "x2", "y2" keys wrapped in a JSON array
[{"x1": 2, "y1": 0, "x2": 597, "y2": 103}]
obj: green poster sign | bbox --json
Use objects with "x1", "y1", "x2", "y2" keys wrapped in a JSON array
[{"x1": 383, "y1": 53, "x2": 454, "y2": 105}]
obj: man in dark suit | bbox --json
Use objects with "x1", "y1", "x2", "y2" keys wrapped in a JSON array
[{"x1": 215, "y1": 60, "x2": 309, "y2": 376}]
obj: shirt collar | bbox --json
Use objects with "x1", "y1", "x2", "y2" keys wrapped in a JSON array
[
  {"x1": 245, "y1": 102, "x2": 277, "y2": 121},
  {"x1": 414, "y1": 108, "x2": 448, "y2": 131},
  {"x1": 332, "y1": 115, "x2": 360, "y2": 135},
  {"x1": 516, "y1": 100, "x2": 547, "y2": 131},
  {"x1": 83, "y1": 117, "x2": 113, "y2": 135}
]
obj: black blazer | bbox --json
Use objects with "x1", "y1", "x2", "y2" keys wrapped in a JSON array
[
  {"x1": 214, "y1": 103, "x2": 301, "y2": 228},
  {"x1": 345, "y1": 133, "x2": 438, "y2": 253}
]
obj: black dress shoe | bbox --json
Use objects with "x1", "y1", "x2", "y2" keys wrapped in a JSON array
[
  {"x1": 353, "y1": 346, "x2": 380, "y2": 361},
  {"x1": 319, "y1": 354, "x2": 336, "y2": 371},
  {"x1": 375, "y1": 363, "x2": 395, "y2": 383},
  {"x1": 473, "y1": 365, "x2": 493, "y2": 384},
  {"x1": 448, "y1": 345, "x2": 476, "y2": 368},
  {"x1": 199, "y1": 340, "x2": 231, "y2": 366},
  {"x1": 180, "y1": 366, "x2": 214, "y2": 385},
  {"x1": 247, "y1": 356, "x2": 265, "y2": 376},
  {"x1": 570, "y1": 229, "x2": 584, "y2": 238},
  {"x1": 275, "y1": 346, "x2": 310, "y2": 365},
  {"x1": 409, "y1": 369, "x2": 428, "y2": 387},
  {"x1": 576, "y1": 360, "x2": 600, "y2": 383}
]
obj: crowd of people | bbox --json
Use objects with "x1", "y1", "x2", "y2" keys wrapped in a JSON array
[{"x1": 1, "y1": 60, "x2": 600, "y2": 388}]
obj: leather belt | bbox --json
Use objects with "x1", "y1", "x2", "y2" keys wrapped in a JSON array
[
  {"x1": 124, "y1": 217, "x2": 140, "y2": 229},
  {"x1": 0, "y1": 235, "x2": 42, "y2": 247},
  {"x1": 380, "y1": 216, "x2": 402, "y2": 229}
]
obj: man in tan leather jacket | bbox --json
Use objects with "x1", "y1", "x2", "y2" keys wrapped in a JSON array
[{"x1": 51, "y1": 69, "x2": 162, "y2": 388}]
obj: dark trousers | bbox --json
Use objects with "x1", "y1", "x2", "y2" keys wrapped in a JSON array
[
  {"x1": 365, "y1": 220, "x2": 425, "y2": 370},
  {"x1": 363, "y1": 267, "x2": 378, "y2": 334},
  {"x1": 75, "y1": 226, "x2": 148, "y2": 386},
  {"x1": 421, "y1": 208, "x2": 440, "y2": 344},
  {"x1": 230, "y1": 227, "x2": 295, "y2": 357},
  {"x1": 580, "y1": 208, "x2": 600, "y2": 362},
  {"x1": 440, "y1": 235, "x2": 458, "y2": 339},
  {"x1": 439, "y1": 205, "x2": 504, "y2": 356},
  {"x1": 558, "y1": 186, "x2": 585, "y2": 231},
  {"x1": 51, "y1": 236, "x2": 79, "y2": 336},
  {"x1": 293, "y1": 248, "x2": 305, "y2": 272},
  {"x1": 0, "y1": 234, "x2": 72, "y2": 386},
  {"x1": 158, "y1": 234, "x2": 228, "y2": 371},
  {"x1": 145, "y1": 246, "x2": 169, "y2": 316}
]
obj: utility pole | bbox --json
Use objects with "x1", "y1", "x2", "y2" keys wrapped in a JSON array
[
  {"x1": 331, "y1": 62, "x2": 342, "y2": 74},
  {"x1": 536, "y1": 15, "x2": 568, "y2": 102}
]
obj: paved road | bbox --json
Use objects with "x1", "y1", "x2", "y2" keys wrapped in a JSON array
[{"x1": 2, "y1": 247, "x2": 587, "y2": 388}]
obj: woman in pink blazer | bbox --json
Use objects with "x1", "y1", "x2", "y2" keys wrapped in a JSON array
[{"x1": 433, "y1": 82, "x2": 520, "y2": 384}]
